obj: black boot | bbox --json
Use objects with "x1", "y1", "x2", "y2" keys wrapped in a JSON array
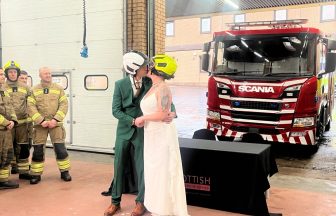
[
  {"x1": 19, "y1": 173, "x2": 32, "y2": 180},
  {"x1": 61, "y1": 171, "x2": 72, "y2": 182},
  {"x1": 101, "y1": 187, "x2": 112, "y2": 196},
  {"x1": 0, "y1": 180, "x2": 19, "y2": 189},
  {"x1": 30, "y1": 175, "x2": 41, "y2": 184},
  {"x1": 11, "y1": 166, "x2": 19, "y2": 174}
]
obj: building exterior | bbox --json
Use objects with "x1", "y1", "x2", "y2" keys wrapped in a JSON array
[{"x1": 165, "y1": 1, "x2": 336, "y2": 86}]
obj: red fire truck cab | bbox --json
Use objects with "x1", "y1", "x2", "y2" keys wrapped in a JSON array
[{"x1": 202, "y1": 19, "x2": 336, "y2": 149}]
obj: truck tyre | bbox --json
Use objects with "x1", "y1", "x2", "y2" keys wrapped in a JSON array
[
  {"x1": 217, "y1": 136, "x2": 234, "y2": 142},
  {"x1": 325, "y1": 119, "x2": 331, "y2": 132},
  {"x1": 192, "y1": 129, "x2": 216, "y2": 140},
  {"x1": 316, "y1": 110, "x2": 325, "y2": 139}
]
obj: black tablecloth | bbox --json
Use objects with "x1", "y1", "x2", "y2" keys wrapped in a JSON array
[{"x1": 179, "y1": 138, "x2": 278, "y2": 216}]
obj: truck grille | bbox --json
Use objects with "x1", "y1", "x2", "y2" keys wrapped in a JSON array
[
  {"x1": 230, "y1": 126, "x2": 279, "y2": 134},
  {"x1": 231, "y1": 111, "x2": 280, "y2": 122},
  {"x1": 231, "y1": 101, "x2": 281, "y2": 111}
]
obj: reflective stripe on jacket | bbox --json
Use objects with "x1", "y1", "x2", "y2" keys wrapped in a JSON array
[
  {"x1": 4, "y1": 81, "x2": 31, "y2": 123},
  {"x1": 27, "y1": 82, "x2": 68, "y2": 125},
  {"x1": 0, "y1": 85, "x2": 18, "y2": 129}
]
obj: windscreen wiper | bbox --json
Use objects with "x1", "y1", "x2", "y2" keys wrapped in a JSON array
[
  {"x1": 263, "y1": 72, "x2": 299, "y2": 77},
  {"x1": 222, "y1": 70, "x2": 263, "y2": 75}
]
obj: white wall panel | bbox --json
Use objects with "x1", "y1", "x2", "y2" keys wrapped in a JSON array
[{"x1": 1, "y1": 0, "x2": 125, "y2": 152}]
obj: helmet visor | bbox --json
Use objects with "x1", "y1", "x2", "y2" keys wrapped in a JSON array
[{"x1": 148, "y1": 59, "x2": 155, "y2": 70}]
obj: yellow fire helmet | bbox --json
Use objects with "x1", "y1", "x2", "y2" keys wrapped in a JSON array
[
  {"x1": 151, "y1": 54, "x2": 177, "y2": 79},
  {"x1": 3, "y1": 60, "x2": 21, "y2": 78}
]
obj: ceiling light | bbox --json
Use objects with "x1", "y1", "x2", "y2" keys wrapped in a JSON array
[{"x1": 225, "y1": 0, "x2": 239, "y2": 9}]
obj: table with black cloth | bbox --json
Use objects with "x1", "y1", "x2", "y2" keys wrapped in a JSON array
[{"x1": 179, "y1": 138, "x2": 278, "y2": 216}]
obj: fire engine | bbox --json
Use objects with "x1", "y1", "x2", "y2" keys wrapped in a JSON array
[{"x1": 202, "y1": 19, "x2": 336, "y2": 150}]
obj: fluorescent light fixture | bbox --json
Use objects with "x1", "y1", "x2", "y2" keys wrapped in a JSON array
[
  {"x1": 226, "y1": 31, "x2": 234, "y2": 36},
  {"x1": 265, "y1": 58, "x2": 269, "y2": 62},
  {"x1": 227, "y1": 45, "x2": 241, "y2": 52},
  {"x1": 283, "y1": 42, "x2": 296, "y2": 52},
  {"x1": 225, "y1": 0, "x2": 239, "y2": 9},
  {"x1": 253, "y1": 51, "x2": 262, "y2": 58},
  {"x1": 241, "y1": 40, "x2": 248, "y2": 48},
  {"x1": 289, "y1": 37, "x2": 301, "y2": 44}
]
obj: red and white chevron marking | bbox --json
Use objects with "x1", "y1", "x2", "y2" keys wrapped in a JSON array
[{"x1": 207, "y1": 122, "x2": 316, "y2": 145}]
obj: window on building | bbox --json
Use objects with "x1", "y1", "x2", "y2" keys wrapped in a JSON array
[
  {"x1": 52, "y1": 75, "x2": 68, "y2": 90},
  {"x1": 85, "y1": 75, "x2": 108, "y2": 90},
  {"x1": 201, "y1": 17, "x2": 211, "y2": 33},
  {"x1": 321, "y1": 5, "x2": 336, "y2": 21},
  {"x1": 234, "y1": 14, "x2": 245, "y2": 23},
  {"x1": 166, "y1": 21, "x2": 174, "y2": 36},
  {"x1": 275, "y1": 9, "x2": 287, "y2": 21}
]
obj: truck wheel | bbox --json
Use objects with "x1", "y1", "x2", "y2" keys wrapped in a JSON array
[
  {"x1": 316, "y1": 112, "x2": 325, "y2": 139},
  {"x1": 217, "y1": 136, "x2": 234, "y2": 141},
  {"x1": 192, "y1": 129, "x2": 216, "y2": 140},
  {"x1": 325, "y1": 119, "x2": 331, "y2": 132}
]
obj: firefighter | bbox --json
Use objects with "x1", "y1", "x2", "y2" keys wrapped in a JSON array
[
  {"x1": 18, "y1": 70, "x2": 33, "y2": 148},
  {"x1": 18, "y1": 70, "x2": 29, "y2": 84},
  {"x1": 27, "y1": 66, "x2": 71, "y2": 184},
  {"x1": 0, "y1": 68, "x2": 19, "y2": 189},
  {"x1": 3, "y1": 61, "x2": 31, "y2": 180}
]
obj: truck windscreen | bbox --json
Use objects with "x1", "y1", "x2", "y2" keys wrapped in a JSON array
[{"x1": 213, "y1": 33, "x2": 316, "y2": 77}]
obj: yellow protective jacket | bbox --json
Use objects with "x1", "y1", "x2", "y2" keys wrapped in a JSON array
[
  {"x1": 0, "y1": 85, "x2": 18, "y2": 130},
  {"x1": 27, "y1": 82, "x2": 68, "y2": 125},
  {"x1": 4, "y1": 81, "x2": 31, "y2": 125}
]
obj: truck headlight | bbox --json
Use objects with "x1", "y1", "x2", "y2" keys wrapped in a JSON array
[
  {"x1": 293, "y1": 117, "x2": 314, "y2": 127},
  {"x1": 217, "y1": 83, "x2": 230, "y2": 89},
  {"x1": 284, "y1": 84, "x2": 301, "y2": 91},
  {"x1": 208, "y1": 110, "x2": 220, "y2": 120}
]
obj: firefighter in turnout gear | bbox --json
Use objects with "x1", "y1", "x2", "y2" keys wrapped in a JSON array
[
  {"x1": 3, "y1": 61, "x2": 32, "y2": 180},
  {"x1": 0, "y1": 68, "x2": 19, "y2": 189},
  {"x1": 27, "y1": 67, "x2": 71, "y2": 184},
  {"x1": 18, "y1": 70, "x2": 34, "y2": 148}
]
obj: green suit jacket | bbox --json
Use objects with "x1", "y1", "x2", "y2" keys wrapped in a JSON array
[{"x1": 112, "y1": 76, "x2": 175, "y2": 140}]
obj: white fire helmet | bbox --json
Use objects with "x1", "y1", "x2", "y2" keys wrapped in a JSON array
[{"x1": 123, "y1": 51, "x2": 149, "y2": 75}]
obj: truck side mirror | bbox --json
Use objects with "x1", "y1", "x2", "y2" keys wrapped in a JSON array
[
  {"x1": 203, "y1": 42, "x2": 211, "y2": 53},
  {"x1": 325, "y1": 52, "x2": 336, "y2": 73},
  {"x1": 201, "y1": 53, "x2": 210, "y2": 72}
]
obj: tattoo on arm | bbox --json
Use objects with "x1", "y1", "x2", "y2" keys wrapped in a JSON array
[
  {"x1": 159, "y1": 86, "x2": 171, "y2": 111},
  {"x1": 161, "y1": 95, "x2": 169, "y2": 111}
]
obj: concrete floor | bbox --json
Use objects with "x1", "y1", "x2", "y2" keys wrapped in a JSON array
[{"x1": 0, "y1": 148, "x2": 335, "y2": 216}]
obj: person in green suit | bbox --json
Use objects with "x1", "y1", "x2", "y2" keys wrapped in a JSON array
[{"x1": 104, "y1": 51, "x2": 176, "y2": 216}]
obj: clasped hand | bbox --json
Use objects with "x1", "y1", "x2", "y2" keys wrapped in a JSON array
[
  {"x1": 41, "y1": 119, "x2": 58, "y2": 128},
  {"x1": 134, "y1": 112, "x2": 176, "y2": 128},
  {"x1": 6, "y1": 121, "x2": 15, "y2": 130}
]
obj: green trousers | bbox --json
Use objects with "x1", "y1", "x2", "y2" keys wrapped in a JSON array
[{"x1": 111, "y1": 129, "x2": 144, "y2": 205}]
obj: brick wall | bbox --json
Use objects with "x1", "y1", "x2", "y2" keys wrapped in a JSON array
[
  {"x1": 127, "y1": 0, "x2": 147, "y2": 53},
  {"x1": 155, "y1": 0, "x2": 165, "y2": 54},
  {"x1": 126, "y1": 0, "x2": 165, "y2": 55}
]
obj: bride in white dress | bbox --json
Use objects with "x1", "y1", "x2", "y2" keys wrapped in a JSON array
[{"x1": 135, "y1": 54, "x2": 189, "y2": 216}]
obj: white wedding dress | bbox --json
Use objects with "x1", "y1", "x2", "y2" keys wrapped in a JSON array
[{"x1": 141, "y1": 92, "x2": 189, "y2": 216}]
